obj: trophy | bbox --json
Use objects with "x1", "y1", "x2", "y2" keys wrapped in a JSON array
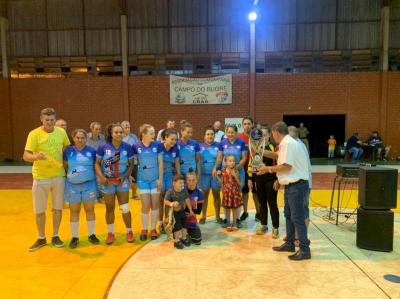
[{"x1": 248, "y1": 128, "x2": 266, "y2": 173}]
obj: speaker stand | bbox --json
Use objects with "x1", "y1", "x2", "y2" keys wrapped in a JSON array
[{"x1": 328, "y1": 175, "x2": 358, "y2": 225}]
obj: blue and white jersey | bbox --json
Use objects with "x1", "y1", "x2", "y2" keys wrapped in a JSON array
[
  {"x1": 133, "y1": 141, "x2": 163, "y2": 182},
  {"x1": 96, "y1": 142, "x2": 134, "y2": 179},
  {"x1": 123, "y1": 133, "x2": 139, "y2": 146},
  {"x1": 177, "y1": 139, "x2": 200, "y2": 174},
  {"x1": 218, "y1": 138, "x2": 247, "y2": 165},
  {"x1": 63, "y1": 145, "x2": 96, "y2": 184},
  {"x1": 162, "y1": 144, "x2": 180, "y2": 176},
  {"x1": 199, "y1": 142, "x2": 220, "y2": 174}
]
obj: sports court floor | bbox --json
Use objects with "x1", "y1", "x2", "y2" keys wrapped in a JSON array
[{"x1": 1, "y1": 162, "x2": 400, "y2": 299}]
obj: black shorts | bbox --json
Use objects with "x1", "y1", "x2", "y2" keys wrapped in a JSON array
[
  {"x1": 131, "y1": 164, "x2": 138, "y2": 183},
  {"x1": 173, "y1": 209, "x2": 187, "y2": 232},
  {"x1": 242, "y1": 172, "x2": 257, "y2": 194},
  {"x1": 187, "y1": 227, "x2": 202, "y2": 245}
]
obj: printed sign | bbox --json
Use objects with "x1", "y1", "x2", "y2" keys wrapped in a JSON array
[
  {"x1": 170, "y1": 75, "x2": 232, "y2": 105},
  {"x1": 224, "y1": 118, "x2": 244, "y2": 133}
]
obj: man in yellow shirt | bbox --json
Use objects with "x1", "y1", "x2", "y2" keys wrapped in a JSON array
[{"x1": 23, "y1": 108, "x2": 70, "y2": 251}]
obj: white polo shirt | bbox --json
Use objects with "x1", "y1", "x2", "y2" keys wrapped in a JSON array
[
  {"x1": 296, "y1": 138, "x2": 312, "y2": 188},
  {"x1": 277, "y1": 134, "x2": 310, "y2": 185}
]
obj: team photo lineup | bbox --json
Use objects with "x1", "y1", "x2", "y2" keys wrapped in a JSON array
[{"x1": 24, "y1": 107, "x2": 312, "y2": 260}]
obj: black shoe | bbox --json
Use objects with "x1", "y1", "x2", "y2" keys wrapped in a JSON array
[
  {"x1": 174, "y1": 240, "x2": 184, "y2": 249},
  {"x1": 28, "y1": 238, "x2": 47, "y2": 252},
  {"x1": 69, "y1": 237, "x2": 79, "y2": 249},
  {"x1": 255, "y1": 213, "x2": 261, "y2": 222},
  {"x1": 223, "y1": 218, "x2": 227, "y2": 224},
  {"x1": 51, "y1": 236, "x2": 65, "y2": 248},
  {"x1": 272, "y1": 242, "x2": 295, "y2": 252},
  {"x1": 140, "y1": 233, "x2": 147, "y2": 241},
  {"x1": 182, "y1": 237, "x2": 191, "y2": 247},
  {"x1": 237, "y1": 219, "x2": 242, "y2": 229},
  {"x1": 88, "y1": 234, "x2": 100, "y2": 245},
  {"x1": 288, "y1": 250, "x2": 311, "y2": 261},
  {"x1": 239, "y1": 212, "x2": 249, "y2": 221}
]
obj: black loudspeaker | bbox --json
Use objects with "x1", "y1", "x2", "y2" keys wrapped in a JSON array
[
  {"x1": 358, "y1": 166, "x2": 398, "y2": 210},
  {"x1": 356, "y1": 208, "x2": 394, "y2": 252}
]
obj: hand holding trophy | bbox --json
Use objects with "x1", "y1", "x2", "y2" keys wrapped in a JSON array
[{"x1": 248, "y1": 128, "x2": 266, "y2": 174}]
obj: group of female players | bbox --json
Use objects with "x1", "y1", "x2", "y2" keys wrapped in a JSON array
[{"x1": 63, "y1": 119, "x2": 280, "y2": 248}]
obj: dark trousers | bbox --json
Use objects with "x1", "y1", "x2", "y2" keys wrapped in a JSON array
[
  {"x1": 255, "y1": 179, "x2": 279, "y2": 228},
  {"x1": 284, "y1": 181, "x2": 310, "y2": 253}
]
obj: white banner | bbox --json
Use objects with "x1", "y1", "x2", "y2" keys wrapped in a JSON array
[
  {"x1": 170, "y1": 75, "x2": 232, "y2": 105},
  {"x1": 225, "y1": 118, "x2": 244, "y2": 133}
]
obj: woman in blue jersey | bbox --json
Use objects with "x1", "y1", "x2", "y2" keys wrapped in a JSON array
[
  {"x1": 212, "y1": 125, "x2": 247, "y2": 227},
  {"x1": 63, "y1": 129, "x2": 99, "y2": 249},
  {"x1": 199, "y1": 126, "x2": 222, "y2": 224},
  {"x1": 121, "y1": 120, "x2": 140, "y2": 199},
  {"x1": 159, "y1": 128, "x2": 180, "y2": 233},
  {"x1": 133, "y1": 124, "x2": 163, "y2": 241},
  {"x1": 95, "y1": 124, "x2": 135, "y2": 245},
  {"x1": 178, "y1": 122, "x2": 201, "y2": 177}
]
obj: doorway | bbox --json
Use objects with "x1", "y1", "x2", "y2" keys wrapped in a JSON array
[{"x1": 282, "y1": 114, "x2": 346, "y2": 157}]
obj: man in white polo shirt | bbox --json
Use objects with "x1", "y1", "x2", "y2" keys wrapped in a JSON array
[{"x1": 258, "y1": 121, "x2": 311, "y2": 260}]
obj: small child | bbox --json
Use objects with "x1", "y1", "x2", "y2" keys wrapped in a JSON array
[
  {"x1": 164, "y1": 174, "x2": 195, "y2": 249},
  {"x1": 218, "y1": 155, "x2": 243, "y2": 231},
  {"x1": 328, "y1": 135, "x2": 336, "y2": 158},
  {"x1": 185, "y1": 170, "x2": 204, "y2": 245}
]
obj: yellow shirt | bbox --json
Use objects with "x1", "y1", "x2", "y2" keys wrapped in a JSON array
[{"x1": 25, "y1": 127, "x2": 70, "y2": 179}]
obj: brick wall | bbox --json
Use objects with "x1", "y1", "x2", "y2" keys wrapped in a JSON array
[
  {"x1": 0, "y1": 72, "x2": 399, "y2": 160},
  {"x1": 0, "y1": 79, "x2": 12, "y2": 159}
]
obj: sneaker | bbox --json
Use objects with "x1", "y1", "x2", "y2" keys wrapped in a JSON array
[
  {"x1": 126, "y1": 231, "x2": 135, "y2": 243},
  {"x1": 226, "y1": 226, "x2": 232, "y2": 232},
  {"x1": 199, "y1": 218, "x2": 206, "y2": 224},
  {"x1": 69, "y1": 237, "x2": 79, "y2": 249},
  {"x1": 88, "y1": 234, "x2": 100, "y2": 244},
  {"x1": 255, "y1": 224, "x2": 268, "y2": 235},
  {"x1": 28, "y1": 238, "x2": 47, "y2": 252},
  {"x1": 272, "y1": 242, "x2": 295, "y2": 252},
  {"x1": 239, "y1": 212, "x2": 249, "y2": 221},
  {"x1": 237, "y1": 219, "x2": 242, "y2": 229},
  {"x1": 182, "y1": 237, "x2": 191, "y2": 247},
  {"x1": 288, "y1": 250, "x2": 311, "y2": 261},
  {"x1": 105, "y1": 233, "x2": 115, "y2": 245},
  {"x1": 174, "y1": 240, "x2": 184, "y2": 249},
  {"x1": 272, "y1": 228, "x2": 279, "y2": 239},
  {"x1": 140, "y1": 230, "x2": 148, "y2": 241},
  {"x1": 150, "y1": 229, "x2": 158, "y2": 240},
  {"x1": 255, "y1": 213, "x2": 261, "y2": 222},
  {"x1": 51, "y1": 236, "x2": 65, "y2": 248},
  {"x1": 159, "y1": 223, "x2": 166, "y2": 234}
]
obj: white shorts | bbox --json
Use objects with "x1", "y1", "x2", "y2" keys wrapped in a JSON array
[{"x1": 32, "y1": 176, "x2": 65, "y2": 213}]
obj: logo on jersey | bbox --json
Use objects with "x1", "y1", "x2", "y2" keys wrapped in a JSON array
[
  {"x1": 189, "y1": 146, "x2": 194, "y2": 151},
  {"x1": 172, "y1": 152, "x2": 177, "y2": 158},
  {"x1": 105, "y1": 149, "x2": 112, "y2": 155},
  {"x1": 152, "y1": 147, "x2": 157, "y2": 153},
  {"x1": 137, "y1": 148, "x2": 142, "y2": 154},
  {"x1": 224, "y1": 145, "x2": 228, "y2": 149},
  {"x1": 236, "y1": 146, "x2": 241, "y2": 149},
  {"x1": 86, "y1": 152, "x2": 92, "y2": 157},
  {"x1": 122, "y1": 150, "x2": 127, "y2": 156}
]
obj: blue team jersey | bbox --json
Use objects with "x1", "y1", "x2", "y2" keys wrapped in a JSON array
[
  {"x1": 133, "y1": 141, "x2": 163, "y2": 182},
  {"x1": 218, "y1": 138, "x2": 247, "y2": 165},
  {"x1": 123, "y1": 133, "x2": 139, "y2": 146},
  {"x1": 178, "y1": 139, "x2": 200, "y2": 174},
  {"x1": 63, "y1": 145, "x2": 96, "y2": 184},
  {"x1": 162, "y1": 144, "x2": 180, "y2": 176},
  {"x1": 199, "y1": 142, "x2": 220, "y2": 174},
  {"x1": 96, "y1": 142, "x2": 134, "y2": 179}
]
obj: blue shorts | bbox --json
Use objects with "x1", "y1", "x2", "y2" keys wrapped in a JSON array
[
  {"x1": 64, "y1": 180, "x2": 97, "y2": 203},
  {"x1": 138, "y1": 180, "x2": 158, "y2": 194},
  {"x1": 162, "y1": 173, "x2": 173, "y2": 192},
  {"x1": 199, "y1": 174, "x2": 220, "y2": 191},
  {"x1": 99, "y1": 178, "x2": 130, "y2": 195}
]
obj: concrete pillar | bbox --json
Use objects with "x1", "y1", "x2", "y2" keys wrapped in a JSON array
[
  {"x1": 0, "y1": 17, "x2": 9, "y2": 78},
  {"x1": 249, "y1": 21, "x2": 256, "y2": 120},
  {"x1": 380, "y1": 5, "x2": 390, "y2": 71}
]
